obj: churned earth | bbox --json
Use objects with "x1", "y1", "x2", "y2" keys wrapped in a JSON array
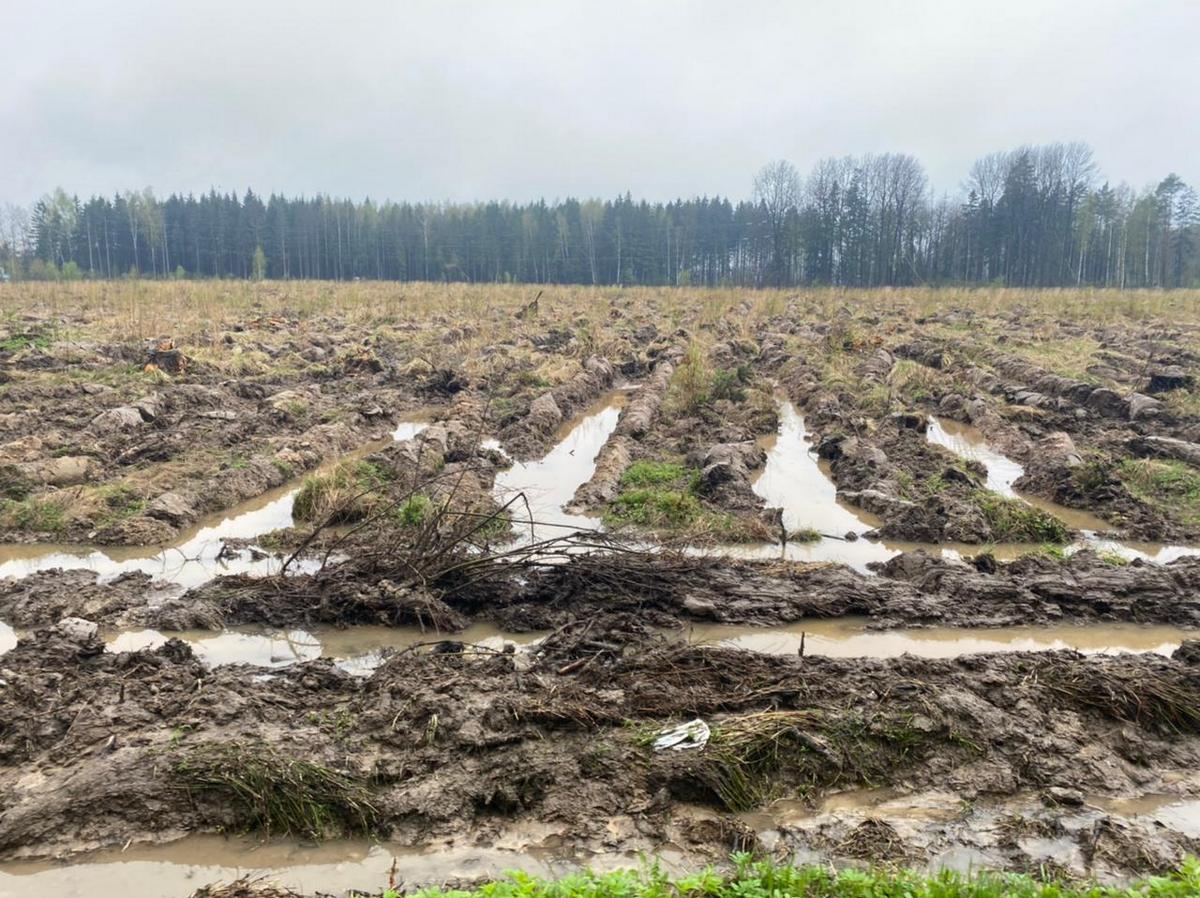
[{"x1": 3, "y1": 282, "x2": 1200, "y2": 896}]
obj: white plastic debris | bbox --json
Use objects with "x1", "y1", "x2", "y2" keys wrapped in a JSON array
[{"x1": 653, "y1": 718, "x2": 711, "y2": 751}]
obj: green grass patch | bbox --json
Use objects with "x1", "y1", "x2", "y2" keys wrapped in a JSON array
[
  {"x1": 0, "y1": 333, "x2": 50, "y2": 352},
  {"x1": 92, "y1": 483, "x2": 146, "y2": 529},
  {"x1": 0, "y1": 495, "x2": 68, "y2": 533},
  {"x1": 973, "y1": 491, "x2": 1069, "y2": 543},
  {"x1": 372, "y1": 854, "x2": 1200, "y2": 898},
  {"x1": 1119, "y1": 458, "x2": 1200, "y2": 526},
  {"x1": 293, "y1": 460, "x2": 394, "y2": 524},
  {"x1": 174, "y1": 741, "x2": 377, "y2": 838},
  {"x1": 620, "y1": 460, "x2": 689, "y2": 488},
  {"x1": 392, "y1": 493, "x2": 433, "y2": 527},
  {"x1": 606, "y1": 488, "x2": 701, "y2": 528}
]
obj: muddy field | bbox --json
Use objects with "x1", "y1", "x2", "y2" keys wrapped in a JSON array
[{"x1": 3, "y1": 282, "x2": 1200, "y2": 896}]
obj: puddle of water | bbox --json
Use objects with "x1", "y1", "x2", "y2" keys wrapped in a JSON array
[
  {"x1": 105, "y1": 623, "x2": 545, "y2": 675},
  {"x1": 0, "y1": 835, "x2": 575, "y2": 898},
  {"x1": 753, "y1": 401, "x2": 878, "y2": 538},
  {"x1": 685, "y1": 618, "x2": 1185, "y2": 658},
  {"x1": 741, "y1": 787, "x2": 966, "y2": 832},
  {"x1": 1091, "y1": 796, "x2": 1200, "y2": 838},
  {"x1": 926, "y1": 418, "x2": 1112, "y2": 532},
  {"x1": 927, "y1": 417, "x2": 1200, "y2": 563},
  {"x1": 0, "y1": 418, "x2": 431, "y2": 588},
  {"x1": 0, "y1": 828, "x2": 694, "y2": 898},
  {"x1": 492, "y1": 392, "x2": 627, "y2": 545}
]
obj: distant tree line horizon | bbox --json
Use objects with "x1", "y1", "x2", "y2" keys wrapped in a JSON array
[{"x1": 1, "y1": 141, "x2": 1197, "y2": 289}]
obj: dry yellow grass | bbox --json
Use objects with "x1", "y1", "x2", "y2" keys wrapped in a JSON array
[{"x1": 5, "y1": 280, "x2": 1200, "y2": 337}]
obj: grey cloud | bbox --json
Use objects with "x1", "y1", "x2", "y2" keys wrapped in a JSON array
[{"x1": 2, "y1": 0, "x2": 1197, "y2": 205}]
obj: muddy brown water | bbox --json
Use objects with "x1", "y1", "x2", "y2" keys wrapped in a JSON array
[
  {"x1": 85, "y1": 618, "x2": 1187, "y2": 674},
  {"x1": 0, "y1": 834, "x2": 593, "y2": 898},
  {"x1": 685, "y1": 618, "x2": 1187, "y2": 658},
  {"x1": 104, "y1": 623, "x2": 547, "y2": 674},
  {"x1": 0, "y1": 419, "x2": 432, "y2": 587},
  {"x1": 6, "y1": 790, "x2": 1200, "y2": 896}
]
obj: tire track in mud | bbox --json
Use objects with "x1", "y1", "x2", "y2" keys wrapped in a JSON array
[{"x1": 2, "y1": 624, "x2": 1200, "y2": 879}]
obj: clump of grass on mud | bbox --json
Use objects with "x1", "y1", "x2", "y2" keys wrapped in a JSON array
[
  {"x1": 1119, "y1": 458, "x2": 1200, "y2": 527},
  {"x1": 293, "y1": 460, "x2": 394, "y2": 524},
  {"x1": 0, "y1": 464, "x2": 35, "y2": 501},
  {"x1": 1037, "y1": 661, "x2": 1200, "y2": 735},
  {"x1": 174, "y1": 742, "x2": 378, "y2": 838},
  {"x1": 607, "y1": 487, "x2": 701, "y2": 528},
  {"x1": 698, "y1": 710, "x2": 945, "y2": 813},
  {"x1": 0, "y1": 494, "x2": 69, "y2": 533},
  {"x1": 361, "y1": 854, "x2": 1200, "y2": 898},
  {"x1": 606, "y1": 460, "x2": 701, "y2": 528},
  {"x1": 620, "y1": 460, "x2": 690, "y2": 488},
  {"x1": 972, "y1": 491, "x2": 1069, "y2": 543}
]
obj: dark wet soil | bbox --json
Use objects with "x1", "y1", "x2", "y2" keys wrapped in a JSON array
[
  {"x1": 7, "y1": 292, "x2": 1200, "y2": 890},
  {"x1": 2, "y1": 624, "x2": 1200, "y2": 880}
]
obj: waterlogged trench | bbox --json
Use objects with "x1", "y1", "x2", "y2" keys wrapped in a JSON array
[
  {"x1": 0, "y1": 418, "x2": 432, "y2": 587},
  {"x1": 732, "y1": 400, "x2": 1199, "y2": 568},
  {"x1": 3, "y1": 397, "x2": 1200, "y2": 893},
  {"x1": 925, "y1": 416, "x2": 1200, "y2": 563},
  {"x1": 490, "y1": 390, "x2": 628, "y2": 544}
]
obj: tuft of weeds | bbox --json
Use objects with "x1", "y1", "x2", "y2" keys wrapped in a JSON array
[
  {"x1": 703, "y1": 710, "x2": 825, "y2": 811},
  {"x1": 887, "y1": 358, "x2": 943, "y2": 402},
  {"x1": 293, "y1": 460, "x2": 394, "y2": 524},
  {"x1": 174, "y1": 742, "x2": 378, "y2": 838},
  {"x1": 788, "y1": 527, "x2": 822, "y2": 543},
  {"x1": 0, "y1": 494, "x2": 69, "y2": 533},
  {"x1": 0, "y1": 464, "x2": 35, "y2": 501},
  {"x1": 709, "y1": 366, "x2": 751, "y2": 402},
  {"x1": 392, "y1": 493, "x2": 432, "y2": 527},
  {"x1": 606, "y1": 488, "x2": 701, "y2": 528},
  {"x1": 0, "y1": 333, "x2": 51, "y2": 352},
  {"x1": 1038, "y1": 661, "x2": 1200, "y2": 735},
  {"x1": 700, "y1": 710, "x2": 943, "y2": 813},
  {"x1": 1119, "y1": 458, "x2": 1200, "y2": 526},
  {"x1": 620, "y1": 460, "x2": 689, "y2": 488},
  {"x1": 670, "y1": 341, "x2": 713, "y2": 412},
  {"x1": 90, "y1": 483, "x2": 146, "y2": 529},
  {"x1": 972, "y1": 491, "x2": 1069, "y2": 543}
]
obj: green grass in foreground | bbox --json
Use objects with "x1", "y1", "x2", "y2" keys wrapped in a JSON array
[{"x1": 363, "y1": 855, "x2": 1200, "y2": 898}]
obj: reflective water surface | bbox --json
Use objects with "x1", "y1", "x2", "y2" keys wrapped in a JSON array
[
  {"x1": 685, "y1": 618, "x2": 1185, "y2": 658},
  {"x1": 0, "y1": 419, "x2": 432, "y2": 587},
  {"x1": 105, "y1": 623, "x2": 546, "y2": 674},
  {"x1": 492, "y1": 391, "x2": 627, "y2": 545}
]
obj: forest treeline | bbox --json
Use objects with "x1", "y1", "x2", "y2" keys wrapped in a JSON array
[{"x1": 1, "y1": 142, "x2": 1197, "y2": 288}]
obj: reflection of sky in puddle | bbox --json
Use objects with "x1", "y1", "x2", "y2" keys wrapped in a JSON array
[
  {"x1": 735, "y1": 401, "x2": 1200, "y2": 571},
  {"x1": 686, "y1": 617, "x2": 1184, "y2": 658},
  {"x1": 492, "y1": 392, "x2": 626, "y2": 545},
  {"x1": 0, "y1": 420, "x2": 429, "y2": 587},
  {"x1": 106, "y1": 623, "x2": 545, "y2": 675},
  {"x1": 926, "y1": 415, "x2": 1200, "y2": 563}
]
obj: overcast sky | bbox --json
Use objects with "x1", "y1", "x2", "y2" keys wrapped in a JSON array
[{"x1": 3, "y1": 0, "x2": 1198, "y2": 207}]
